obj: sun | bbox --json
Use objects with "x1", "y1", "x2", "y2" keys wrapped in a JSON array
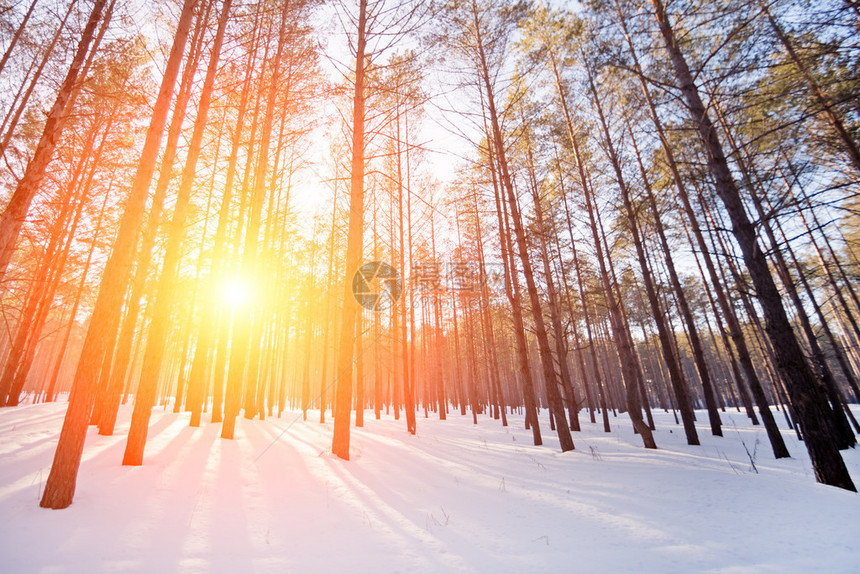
[{"x1": 221, "y1": 277, "x2": 250, "y2": 307}]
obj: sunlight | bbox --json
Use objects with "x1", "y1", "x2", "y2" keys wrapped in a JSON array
[
  {"x1": 221, "y1": 277, "x2": 250, "y2": 308},
  {"x1": 8, "y1": 0, "x2": 859, "y2": 541}
]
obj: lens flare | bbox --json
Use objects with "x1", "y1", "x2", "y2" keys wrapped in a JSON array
[{"x1": 222, "y1": 278, "x2": 250, "y2": 307}]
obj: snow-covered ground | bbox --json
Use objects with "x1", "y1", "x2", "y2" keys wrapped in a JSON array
[{"x1": 1, "y1": 401, "x2": 858, "y2": 573}]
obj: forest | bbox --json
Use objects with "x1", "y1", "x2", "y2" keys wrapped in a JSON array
[{"x1": 0, "y1": 0, "x2": 858, "y2": 522}]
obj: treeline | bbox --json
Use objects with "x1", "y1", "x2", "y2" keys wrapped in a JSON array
[{"x1": 0, "y1": 0, "x2": 857, "y2": 508}]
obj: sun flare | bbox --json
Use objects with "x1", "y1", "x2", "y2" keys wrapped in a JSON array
[
  {"x1": 5, "y1": 0, "x2": 858, "y2": 534},
  {"x1": 221, "y1": 278, "x2": 250, "y2": 307}
]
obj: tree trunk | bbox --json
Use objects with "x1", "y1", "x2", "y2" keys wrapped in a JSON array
[
  {"x1": 471, "y1": 1, "x2": 572, "y2": 452},
  {"x1": 486, "y1": 117, "x2": 541, "y2": 444},
  {"x1": 0, "y1": 0, "x2": 109, "y2": 279},
  {"x1": 331, "y1": 0, "x2": 367, "y2": 460},
  {"x1": 95, "y1": 6, "x2": 210, "y2": 433},
  {"x1": 122, "y1": 0, "x2": 232, "y2": 464},
  {"x1": 651, "y1": 0, "x2": 853, "y2": 490},
  {"x1": 611, "y1": 121, "x2": 699, "y2": 445},
  {"x1": 520, "y1": 111, "x2": 579, "y2": 432},
  {"x1": 711, "y1": 102, "x2": 855, "y2": 447},
  {"x1": 40, "y1": 0, "x2": 199, "y2": 509},
  {"x1": 624, "y1": 0, "x2": 785, "y2": 455}
]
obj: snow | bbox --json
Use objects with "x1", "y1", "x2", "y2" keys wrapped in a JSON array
[{"x1": 1, "y1": 401, "x2": 859, "y2": 573}]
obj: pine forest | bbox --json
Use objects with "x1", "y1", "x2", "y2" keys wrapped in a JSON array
[{"x1": 0, "y1": 0, "x2": 859, "y2": 571}]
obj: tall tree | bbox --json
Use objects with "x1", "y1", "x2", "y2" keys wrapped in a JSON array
[
  {"x1": 40, "y1": 0, "x2": 200, "y2": 509},
  {"x1": 0, "y1": 0, "x2": 111, "y2": 279},
  {"x1": 122, "y1": 0, "x2": 233, "y2": 465},
  {"x1": 332, "y1": 0, "x2": 369, "y2": 459},
  {"x1": 650, "y1": 0, "x2": 854, "y2": 490},
  {"x1": 451, "y1": 0, "x2": 575, "y2": 451}
]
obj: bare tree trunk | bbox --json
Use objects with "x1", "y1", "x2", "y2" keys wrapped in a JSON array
[
  {"x1": 429, "y1": 204, "x2": 447, "y2": 421},
  {"x1": 615, "y1": 2, "x2": 766, "y2": 431},
  {"x1": 0, "y1": 0, "x2": 39, "y2": 78},
  {"x1": 396, "y1": 100, "x2": 416, "y2": 435},
  {"x1": 470, "y1": 1, "x2": 572, "y2": 452},
  {"x1": 355, "y1": 310, "x2": 365, "y2": 427},
  {"x1": 451, "y1": 280, "x2": 466, "y2": 418},
  {"x1": 546, "y1": 44, "x2": 628, "y2": 436},
  {"x1": 3, "y1": 114, "x2": 115, "y2": 407},
  {"x1": 562, "y1": 179, "x2": 610, "y2": 433},
  {"x1": 609, "y1": 121, "x2": 699, "y2": 444},
  {"x1": 520, "y1": 111, "x2": 579, "y2": 432},
  {"x1": 318, "y1": 184, "x2": 338, "y2": 424},
  {"x1": 223, "y1": 1, "x2": 291, "y2": 439},
  {"x1": 0, "y1": 0, "x2": 110, "y2": 279},
  {"x1": 769, "y1": 200, "x2": 860, "y2": 428},
  {"x1": 793, "y1": 189, "x2": 860, "y2": 348},
  {"x1": 95, "y1": 5, "x2": 211, "y2": 433},
  {"x1": 331, "y1": 0, "x2": 367, "y2": 460},
  {"x1": 549, "y1": 161, "x2": 595, "y2": 424},
  {"x1": 466, "y1": 188, "x2": 502, "y2": 423},
  {"x1": 711, "y1": 102, "x2": 855, "y2": 447},
  {"x1": 485, "y1": 114, "x2": 540, "y2": 444},
  {"x1": 592, "y1": 179, "x2": 656, "y2": 433},
  {"x1": 197, "y1": 7, "x2": 263, "y2": 426},
  {"x1": 44, "y1": 185, "x2": 111, "y2": 404},
  {"x1": 390, "y1": 188, "x2": 401, "y2": 421},
  {"x1": 580, "y1": 159, "x2": 655, "y2": 446},
  {"x1": 0, "y1": 127, "x2": 95, "y2": 404},
  {"x1": 40, "y1": 0, "x2": 199, "y2": 509},
  {"x1": 651, "y1": 0, "x2": 853, "y2": 490},
  {"x1": 123, "y1": 0, "x2": 232, "y2": 465}
]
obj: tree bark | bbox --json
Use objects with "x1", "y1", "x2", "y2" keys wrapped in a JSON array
[
  {"x1": 651, "y1": 0, "x2": 853, "y2": 490},
  {"x1": 332, "y1": 0, "x2": 367, "y2": 460},
  {"x1": 0, "y1": 0, "x2": 109, "y2": 279},
  {"x1": 40, "y1": 0, "x2": 199, "y2": 509},
  {"x1": 122, "y1": 0, "x2": 232, "y2": 464}
]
